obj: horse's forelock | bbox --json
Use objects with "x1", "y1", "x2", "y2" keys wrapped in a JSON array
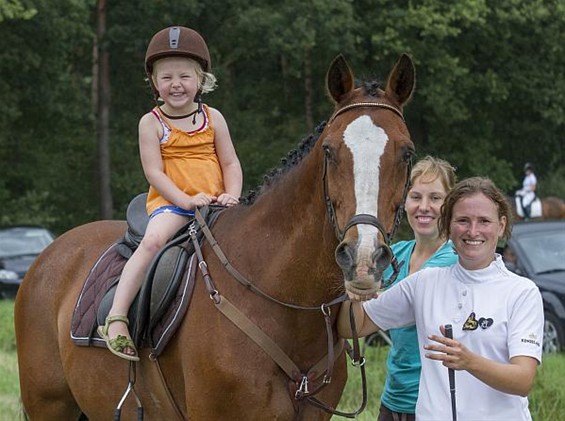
[{"x1": 358, "y1": 79, "x2": 384, "y2": 98}]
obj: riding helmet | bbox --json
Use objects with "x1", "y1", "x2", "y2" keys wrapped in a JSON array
[
  {"x1": 145, "y1": 26, "x2": 211, "y2": 75},
  {"x1": 524, "y1": 162, "x2": 534, "y2": 171}
]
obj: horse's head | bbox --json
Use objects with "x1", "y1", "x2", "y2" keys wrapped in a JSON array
[{"x1": 322, "y1": 54, "x2": 415, "y2": 297}]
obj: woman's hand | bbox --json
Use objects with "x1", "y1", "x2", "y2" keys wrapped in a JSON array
[
  {"x1": 424, "y1": 325, "x2": 475, "y2": 371},
  {"x1": 424, "y1": 324, "x2": 538, "y2": 396}
]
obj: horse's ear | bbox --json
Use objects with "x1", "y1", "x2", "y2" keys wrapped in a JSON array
[
  {"x1": 385, "y1": 53, "x2": 416, "y2": 107},
  {"x1": 326, "y1": 54, "x2": 355, "y2": 103}
]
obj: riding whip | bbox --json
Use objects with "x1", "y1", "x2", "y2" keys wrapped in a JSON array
[{"x1": 445, "y1": 324, "x2": 457, "y2": 421}]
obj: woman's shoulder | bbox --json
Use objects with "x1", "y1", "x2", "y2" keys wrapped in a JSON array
[{"x1": 391, "y1": 240, "x2": 415, "y2": 254}]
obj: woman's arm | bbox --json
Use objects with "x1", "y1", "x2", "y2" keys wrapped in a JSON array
[
  {"x1": 337, "y1": 299, "x2": 381, "y2": 339},
  {"x1": 424, "y1": 328, "x2": 538, "y2": 396}
]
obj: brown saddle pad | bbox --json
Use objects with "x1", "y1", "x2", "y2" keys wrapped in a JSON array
[{"x1": 70, "y1": 242, "x2": 197, "y2": 357}]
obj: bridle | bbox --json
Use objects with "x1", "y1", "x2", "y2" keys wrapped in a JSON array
[
  {"x1": 172, "y1": 101, "x2": 412, "y2": 419},
  {"x1": 323, "y1": 101, "x2": 412, "y2": 284}
]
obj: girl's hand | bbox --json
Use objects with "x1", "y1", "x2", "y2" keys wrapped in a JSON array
[
  {"x1": 187, "y1": 193, "x2": 215, "y2": 209},
  {"x1": 216, "y1": 193, "x2": 240, "y2": 207}
]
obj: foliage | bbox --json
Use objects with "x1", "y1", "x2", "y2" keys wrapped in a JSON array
[
  {"x1": 0, "y1": 1, "x2": 564, "y2": 233},
  {"x1": 0, "y1": 0, "x2": 36, "y2": 22}
]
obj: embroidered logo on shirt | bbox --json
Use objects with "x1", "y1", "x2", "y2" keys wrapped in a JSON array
[
  {"x1": 463, "y1": 312, "x2": 478, "y2": 330},
  {"x1": 463, "y1": 312, "x2": 494, "y2": 330},
  {"x1": 520, "y1": 333, "x2": 541, "y2": 347},
  {"x1": 478, "y1": 317, "x2": 493, "y2": 329}
]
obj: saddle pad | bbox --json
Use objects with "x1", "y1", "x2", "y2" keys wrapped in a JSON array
[
  {"x1": 71, "y1": 243, "x2": 127, "y2": 348},
  {"x1": 515, "y1": 197, "x2": 542, "y2": 218},
  {"x1": 71, "y1": 243, "x2": 198, "y2": 357}
]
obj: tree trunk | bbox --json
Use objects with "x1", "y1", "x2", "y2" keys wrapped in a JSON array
[{"x1": 95, "y1": 0, "x2": 113, "y2": 218}]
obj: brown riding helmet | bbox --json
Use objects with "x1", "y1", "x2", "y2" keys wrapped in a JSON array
[{"x1": 145, "y1": 26, "x2": 211, "y2": 98}]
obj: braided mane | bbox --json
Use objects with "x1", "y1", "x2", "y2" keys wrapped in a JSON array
[{"x1": 240, "y1": 78, "x2": 384, "y2": 206}]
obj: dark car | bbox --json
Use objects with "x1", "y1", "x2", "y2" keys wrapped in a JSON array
[
  {"x1": 502, "y1": 220, "x2": 565, "y2": 353},
  {"x1": 0, "y1": 226, "x2": 55, "y2": 299}
]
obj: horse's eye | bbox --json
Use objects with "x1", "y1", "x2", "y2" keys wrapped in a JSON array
[{"x1": 403, "y1": 148, "x2": 415, "y2": 163}]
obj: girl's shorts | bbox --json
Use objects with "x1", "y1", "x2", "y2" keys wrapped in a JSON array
[{"x1": 150, "y1": 205, "x2": 195, "y2": 219}]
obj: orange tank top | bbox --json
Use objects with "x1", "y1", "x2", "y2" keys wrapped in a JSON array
[{"x1": 146, "y1": 105, "x2": 224, "y2": 215}]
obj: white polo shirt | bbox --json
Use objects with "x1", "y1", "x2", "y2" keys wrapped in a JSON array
[{"x1": 364, "y1": 255, "x2": 543, "y2": 421}]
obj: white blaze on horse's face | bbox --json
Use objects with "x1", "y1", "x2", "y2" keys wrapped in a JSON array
[{"x1": 343, "y1": 115, "x2": 388, "y2": 278}]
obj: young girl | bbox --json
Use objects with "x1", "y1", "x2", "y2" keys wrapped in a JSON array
[{"x1": 98, "y1": 26, "x2": 243, "y2": 361}]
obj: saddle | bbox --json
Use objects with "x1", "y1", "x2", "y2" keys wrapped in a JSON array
[{"x1": 70, "y1": 193, "x2": 223, "y2": 357}]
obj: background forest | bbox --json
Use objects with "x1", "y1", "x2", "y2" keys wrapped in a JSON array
[{"x1": 1, "y1": 0, "x2": 564, "y2": 235}]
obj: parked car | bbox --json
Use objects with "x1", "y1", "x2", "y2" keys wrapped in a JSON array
[
  {"x1": 502, "y1": 219, "x2": 565, "y2": 353},
  {"x1": 0, "y1": 226, "x2": 55, "y2": 299}
]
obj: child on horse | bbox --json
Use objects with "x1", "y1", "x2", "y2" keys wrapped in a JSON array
[{"x1": 98, "y1": 26, "x2": 243, "y2": 361}]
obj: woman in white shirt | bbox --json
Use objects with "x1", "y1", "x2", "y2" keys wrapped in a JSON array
[{"x1": 338, "y1": 177, "x2": 543, "y2": 421}]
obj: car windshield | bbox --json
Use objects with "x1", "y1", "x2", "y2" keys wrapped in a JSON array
[
  {"x1": 519, "y1": 230, "x2": 565, "y2": 275},
  {"x1": 0, "y1": 228, "x2": 54, "y2": 258}
]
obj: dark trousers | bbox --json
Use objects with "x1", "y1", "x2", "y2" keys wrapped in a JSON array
[{"x1": 377, "y1": 403, "x2": 416, "y2": 421}]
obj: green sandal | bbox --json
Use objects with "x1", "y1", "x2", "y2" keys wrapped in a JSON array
[{"x1": 97, "y1": 315, "x2": 140, "y2": 362}]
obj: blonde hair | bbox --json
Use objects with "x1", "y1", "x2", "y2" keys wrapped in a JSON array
[
  {"x1": 410, "y1": 155, "x2": 457, "y2": 192},
  {"x1": 151, "y1": 57, "x2": 217, "y2": 95}
]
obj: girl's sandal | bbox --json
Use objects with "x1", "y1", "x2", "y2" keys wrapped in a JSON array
[{"x1": 97, "y1": 315, "x2": 140, "y2": 362}]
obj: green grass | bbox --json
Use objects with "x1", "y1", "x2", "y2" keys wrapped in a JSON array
[
  {"x1": 0, "y1": 299, "x2": 20, "y2": 420},
  {"x1": 2, "y1": 299, "x2": 565, "y2": 420}
]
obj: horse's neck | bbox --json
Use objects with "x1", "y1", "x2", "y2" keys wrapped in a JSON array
[{"x1": 217, "y1": 149, "x2": 342, "y2": 303}]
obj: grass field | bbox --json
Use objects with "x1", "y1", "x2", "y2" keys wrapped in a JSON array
[{"x1": 1, "y1": 299, "x2": 564, "y2": 420}]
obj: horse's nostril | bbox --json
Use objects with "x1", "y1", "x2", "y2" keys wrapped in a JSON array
[
  {"x1": 372, "y1": 245, "x2": 392, "y2": 270},
  {"x1": 335, "y1": 242, "x2": 354, "y2": 269}
]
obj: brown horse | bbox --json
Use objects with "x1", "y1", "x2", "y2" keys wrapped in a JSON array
[
  {"x1": 15, "y1": 54, "x2": 415, "y2": 420},
  {"x1": 511, "y1": 195, "x2": 565, "y2": 220}
]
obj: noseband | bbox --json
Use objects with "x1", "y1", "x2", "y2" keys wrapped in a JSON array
[{"x1": 323, "y1": 101, "x2": 412, "y2": 283}]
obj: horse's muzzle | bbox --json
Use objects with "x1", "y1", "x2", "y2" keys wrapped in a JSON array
[{"x1": 335, "y1": 238, "x2": 391, "y2": 293}]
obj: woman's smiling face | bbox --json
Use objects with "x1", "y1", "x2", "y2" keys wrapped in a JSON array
[
  {"x1": 405, "y1": 175, "x2": 447, "y2": 240},
  {"x1": 450, "y1": 192, "x2": 506, "y2": 270}
]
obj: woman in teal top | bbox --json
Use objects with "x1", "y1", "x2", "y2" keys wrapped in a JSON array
[{"x1": 378, "y1": 156, "x2": 457, "y2": 421}]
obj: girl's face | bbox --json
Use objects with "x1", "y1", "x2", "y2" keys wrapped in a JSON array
[
  {"x1": 405, "y1": 175, "x2": 447, "y2": 240},
  {"x1": 449, "y1": 193, "x2": 506, "y2": 270},
  {"x1": 152, "y1": 57, "x2": 200, "y2": 111}
]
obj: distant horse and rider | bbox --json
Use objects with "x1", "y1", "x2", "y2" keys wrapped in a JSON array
[
  {"x1": 15, "y1": 53, "x2": 416, "y2": 420},
  {"x1": 513, "y1": 163, "x2": 565, "y2": 220}
]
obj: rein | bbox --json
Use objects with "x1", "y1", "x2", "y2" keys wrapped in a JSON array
[
  {"x1": 189, "y1": 216, "x2": 366, "y2": 418},
  {"x1": 181, "y1": 101, "x2": 409, "y2": 418}
]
